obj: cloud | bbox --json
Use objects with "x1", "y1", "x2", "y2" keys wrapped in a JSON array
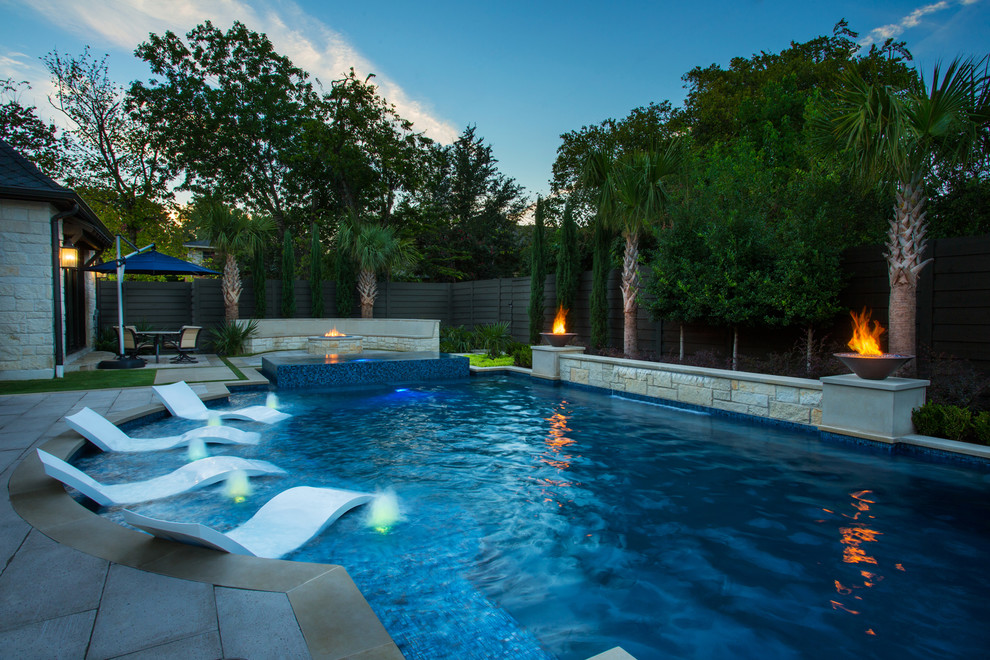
[
  {"x1": 858, "y1": 0, "x2": 976, "y2": 48},
  {"x1": 12, "y1": 0, "x2": 458, "y2": 143}
]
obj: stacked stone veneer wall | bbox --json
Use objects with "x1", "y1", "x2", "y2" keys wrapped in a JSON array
[
  {"x1": 242, "y1": 318, "x2": 440, "y2": 354},
  {"x1": 0, "y1": 200, "x2": 55, "y2": 380},
  {"x1": 559, "y1": 354, "x2": 823, "y2": 426}
]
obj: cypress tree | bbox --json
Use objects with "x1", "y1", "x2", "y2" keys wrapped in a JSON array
[
  {"x1": 281, "y1": 230, "x2": 296, "y2": 318},
  {"x1": 309, "y1": 222, "x2": 324, "y2": 318},
  {"x1": 528, "y1": 197, "x2": 547, "y2": 344},
  {"x1": 555, "y1": 199, "x2": 579, "y2": 331},
  {"x1": 252, "y1": 246, "x2": 267, "y2": 318},
  {"x1": 591, "y1": 217, "x2": 610, "y2": 349},
  {"x1": 334, "y1": 244, "x2": 356, "y2": 317}
]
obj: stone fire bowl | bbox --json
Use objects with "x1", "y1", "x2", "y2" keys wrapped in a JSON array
[
  {"x1": 834, "y1": 353, "x2": 914, "y2": 380},
  {"x1": 540, "y1": 332, "x2": 577, "y2": 348}
]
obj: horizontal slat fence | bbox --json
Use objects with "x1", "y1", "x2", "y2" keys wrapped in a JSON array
[{"x1": 97, "y1": 234, "x2": 990, "y2": 372}]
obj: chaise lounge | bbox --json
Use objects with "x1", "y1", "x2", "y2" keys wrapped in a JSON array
[
  {"x1": 36, "y1": 449, "x2": 286, "y2": 507},
  {"x1": 153, "y1": 381, "x2": 291, "y2": 424},
  {"x1": 123, "y1": 486, "x2": 373, "y2": 558},
  {"x1": 65, "y1": 407, "x2": 262, "y2": 452}
]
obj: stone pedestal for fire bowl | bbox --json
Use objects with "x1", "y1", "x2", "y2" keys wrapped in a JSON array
[
  {"x1": 834, "y1": 353, "x2": 914, "y2": 380},
  {"x1": 540, "y1": 332, "x2": 577, "y2": 348}
]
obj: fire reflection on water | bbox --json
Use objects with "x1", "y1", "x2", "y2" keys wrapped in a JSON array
[
  {"x1": 823, "y1": 489, "x2": 901, "y2": 636},
  {"x1": 539, "y1": 401, "x2": 578, "y2": 507}
]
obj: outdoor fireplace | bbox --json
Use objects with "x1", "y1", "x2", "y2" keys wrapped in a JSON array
[{"x1": 306, "y1": 327, "x2": 363, "y2": 355}]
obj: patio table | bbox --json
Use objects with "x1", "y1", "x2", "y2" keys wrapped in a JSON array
[{"x1": 139, "y1": 330, "x2": 179, "y2": 364}]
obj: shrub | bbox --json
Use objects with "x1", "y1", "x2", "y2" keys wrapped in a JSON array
[
  {"x1": 912, "y1": 402, "x2": 978, "y2": 443},
  {"x1": 971, "y1": 412, "x2": 990, "y2": 445},
  {"x1": 210, "y1": 319, "x2": 259, "y2": 356},
  {"x1": 475, "y1": 321, "x2": 513, "y2": 359},
  {"x1": 95, "y1": 326, "x2": 119, "y2": 352},
  {"x1": 510, "y1": 342, "x2": 532, "y2": 368},
  {"x1": 440, "y1": 325, "x2": 476, "y2": 353}
]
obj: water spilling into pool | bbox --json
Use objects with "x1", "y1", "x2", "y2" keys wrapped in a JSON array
[{"x1": 75, "y1": 375, "x2": 990, "y2": 659}]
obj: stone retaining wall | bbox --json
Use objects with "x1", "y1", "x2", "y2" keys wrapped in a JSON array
[
  {"x1": 559, "y1": 354, "x2": 823, "y2": 426},
  {"x1": 242, "y1": 318, "x2": 440, "y2": 354}
]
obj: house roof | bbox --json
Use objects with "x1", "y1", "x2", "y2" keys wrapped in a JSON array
[
  {"x1": 0, "y1": 138, "x2": 112, "y2": 249},
  {"x1": 182, "y1": 239, "x2": 214, "y2": 249}
]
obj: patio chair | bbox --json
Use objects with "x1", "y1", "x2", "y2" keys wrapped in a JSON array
[
  {"x1": 35, "y1": 449, "x2": 286, "y2": 507},
  {"x1": 153, "y1": 381, "x2": 291, "y2": 424},
  {"x1": 122, "y1": 486, "x2": 373, "y2": 558},
  {"x1": 114, "y1": 325, "x2": 152, "y2": 359},
  {"x1": 65, "y1": 407, "x2": 262, "y2": 452},
  {"x1": 166, "y1": 325, "x2": 202, "y2": 364}
]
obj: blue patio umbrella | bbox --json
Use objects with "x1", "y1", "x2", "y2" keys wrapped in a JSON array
[
  {"x1": 88, "y1": 240, "x2": 219, "y2": 367},
  {"x1": 88, "y1": 249, "x2": 219, "y2": 276}
]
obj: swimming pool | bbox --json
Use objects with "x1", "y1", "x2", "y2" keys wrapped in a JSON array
[{"x1": 76, "y1": 375, "x2": 990, "y2": 659}]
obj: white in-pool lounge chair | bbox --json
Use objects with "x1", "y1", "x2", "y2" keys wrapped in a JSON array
[
  {"x1": 36, "y1": 449, "x2": 286, "y2": 507},
  {"x1": 153, "y1": 382, "x2": 291, "y2": 424},
  {"x1": 65, "y1": 407, "x2": 262, "y2": 452},
  {"x1": 122, "y1": 486, "x2": 373, "y2": 559}
]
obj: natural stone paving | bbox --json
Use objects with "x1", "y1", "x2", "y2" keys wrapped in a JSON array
[
  {"x1": 154, "y1": 366, "x2": 236, "y2": 385},
  {"x1": 0, "y1": 385, "x2": 311, "y2": 659}
]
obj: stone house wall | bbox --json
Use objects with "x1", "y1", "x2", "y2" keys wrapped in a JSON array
[
  {"x1": 559, "y1": 353, "x2": 823, "y2": 426},
  {"x1": 0, "y1": 200, "x2": 55, "y2": 379}
]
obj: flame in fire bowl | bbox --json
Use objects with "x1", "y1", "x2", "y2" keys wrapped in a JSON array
[{"x1": 834, "y1": 353, "x2": 914, "y2": 380}]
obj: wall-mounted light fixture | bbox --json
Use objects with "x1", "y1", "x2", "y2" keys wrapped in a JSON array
[{"x1": 60, "y1": 239, "x2": 78, "y2": 268}]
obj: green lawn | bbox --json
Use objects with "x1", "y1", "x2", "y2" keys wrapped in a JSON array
[{"x1": 0, "y1": 369, "x2": 156, "y2": 395}]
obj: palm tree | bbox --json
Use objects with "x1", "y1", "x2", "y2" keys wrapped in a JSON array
[
  {"x1": 193, "y1": 200, "x2": 275, "y2": 322},
  {"x1": 589, "y1": 141, "x2": 682, "y2": 355},
  {"x1": 337, "y1": 216, "x2": 420, "y2": 318},
  {"x1": 821, "y1": 57, "x2": 988, "y2": 362}
]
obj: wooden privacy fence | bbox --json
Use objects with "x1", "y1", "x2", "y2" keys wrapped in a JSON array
[{"x1": 97, "y1": 234, "x2": 990, "y2": 371}]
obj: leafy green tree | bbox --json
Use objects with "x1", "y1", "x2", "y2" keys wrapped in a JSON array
[
  {"x1": 281, "y1": 230, "x2": 296, "y2": 318},
  {"x1": 252, "y1": 246, "x2": 267, "y2": 318},
  {"x1": 192, "y1": 199, "x2": 274, "y2": 321},
  {"x1": 44, "y1": 48, "x2": 176, "y2": 246},
  {"x1": 337, "y1": 216, "x2": 420, "y2": 318},
  {"x1": 131, "y1": 21, "x2": 316, "y2": 233},
  {"x1": 555, "y1": 199, "x2": 579, "y2": 330},
  {"x1": 528, "y1": 197, "x2": 547, "y2": 344},
  {"x1": 590, "y1": 218, "x2": 612, "y2": 350},
  {"x1": 399, "y1": 126, "x2": 527, "y2": 281},
  {"x1": 0, "y1": 79, "x2": 66, "y2": 177},
  {"x1": 310, "y1": 222, "x2": 325, "y2": 317},
  {"x1": 817, "y1": 56, "x2": 990, "y2": 360}
]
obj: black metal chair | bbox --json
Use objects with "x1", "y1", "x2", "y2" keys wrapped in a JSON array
[{"x1": 167, "y1": 326, "x2": 202, "y2": 363}]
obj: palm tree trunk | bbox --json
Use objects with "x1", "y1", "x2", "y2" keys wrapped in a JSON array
[
  {"x1": 679, "y1": 323, "x2": 685, "y2": 361},
  {"x1": 885, "y1": 175, "x2": 931, "y2": 368},
  {"x1": 358, "y1": 268, "x2": 377, "y2": 319},
  {"x1": 732, "y1": 327, "x2": 739, "y2": 371},
  {"x1": 223, "y1": 254, "x2": 242, "y2": 322},
  {"x1": 621, "y1": 231, "x2": 640, "y2": 356}
]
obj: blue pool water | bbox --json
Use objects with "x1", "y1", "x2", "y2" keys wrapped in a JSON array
[{"x1": 76, "y1": 376, "x2": 990, "y2": 659}]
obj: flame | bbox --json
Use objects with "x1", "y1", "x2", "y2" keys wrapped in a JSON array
[
  {"x1": 847, "y1": 308, "x2": 885, "y2": 356},
  {"x1": 324, "y1": 327, "x2": 344, "y2": 337},
  {"x1": 552, "y1": 305, "x2": 568, "y2": 334}
]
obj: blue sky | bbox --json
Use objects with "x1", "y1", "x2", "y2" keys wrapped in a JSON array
[{"x1": 1, "y1": 0, "x2": 987, "y2": 201}]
